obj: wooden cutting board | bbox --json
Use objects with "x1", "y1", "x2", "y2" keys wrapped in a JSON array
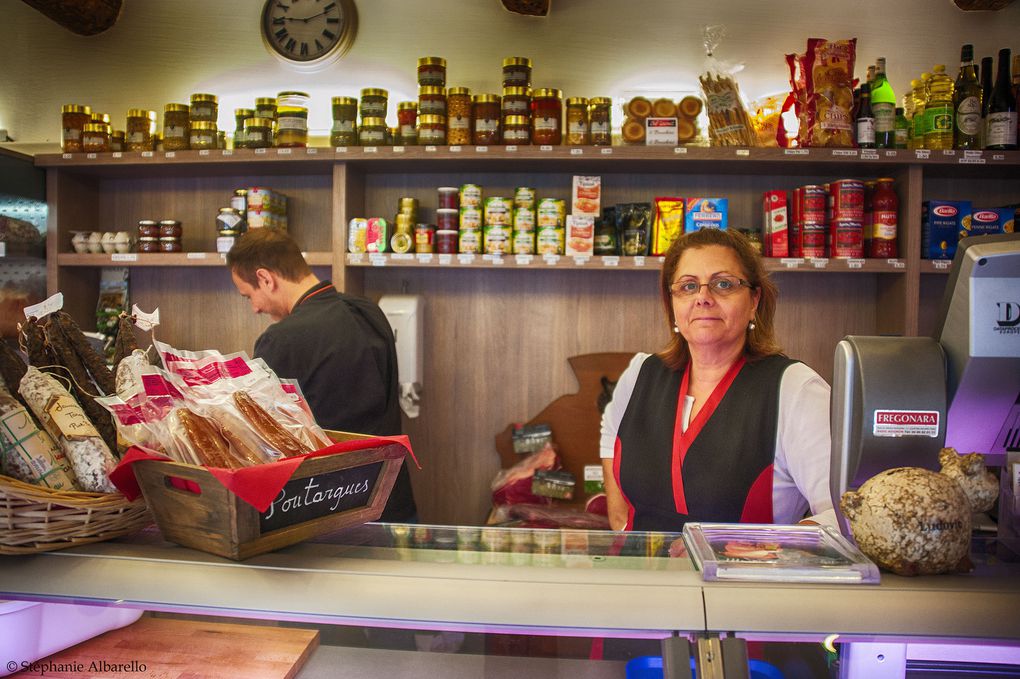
[{"x1": 12, "y1": 616, "x2": 319, "y2": 679}]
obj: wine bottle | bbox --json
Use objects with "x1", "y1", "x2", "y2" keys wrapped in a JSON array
[
  {"x1": 953, "y1": 44, "x2": 982, "y2": 149},
  {"x1": 856, "y1": 83, "x2": 876, "y2": 149},
  {"x1": 986, "y1": 48, "x2": 1018, "y2": 150},
  {"x1": 871, "y1": 58, "x2": 897, "y2": 148}
]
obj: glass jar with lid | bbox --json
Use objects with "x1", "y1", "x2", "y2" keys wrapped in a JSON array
[
  {"x1": 565, "y1": 97, "x2": 590, "y2": 145},
  {"x1": 232, "y1": 108, "x2": 253, "y2": 149},
  {"x1": 418, "y1": 115, "x2": 447, "y2": 145},
  {"x1": 330, "y1": 96, "x2": 358, "y2": 146},
  {"x1": 110, "y1": 130, "x2": 125, "y2": 152},
  {"x1": 447, "y1": 87, "x2": 472, "y2": 145},
  {"x1": 503, "y1": 115, "x2": 531, "y2": 144},
  {"x1": 502, "y1": 57, "x2": 532, "y2": 89},
  {"x1": 472, "y1": 94, "x2": 501, "y2": 145},
  {"x1": 163, "y1": 103, "x2": 190, "y2": 151},
  {"x1": 82, "y1": 123, "x2": 110, "y2": 153},
  {"x1": 418, "y1": 86, "x2": 447, "y2": 117},
  {"x1": 244, "y1": 118, "x2": 274, "y2": 148},
  {"x1": 501, "y1": 87, "x2": 531, "y2": 119},
  {"x1": 360, "y1": 88, "x2": 388, "y2": 120},
  {"x1": 588, "y1": 97, "x2": 612, "y2": 146},
  {"x1": 91, "y1": 111, "x2": 111, "y2": 126},
  {"x1": 255, "y1": 97, "x2": 277, "y2": 125},
  {"x1": 397, "y1": 102, "x2": 418, "y2": 145},
  {"x1": 61, "y1": 104, "x2": 91, "y2": 153},
  {"x1": 126, "y1": 109, "x2": 156, "y2": 152},
  {"x1": 417, "y1": 56, "x2": 446, "y2": 88},
  {"x1": 276, "y1": 91, "x2": 309, "y2": 147},
  {"x1": 189, "y1": 121, "x2": 217, "y2": 150},
  {"x1": 531, "y1": 89, "x2": 562, "y2": 145},
  {"x1": 189, "y1": 93, "x2": 217, "y2": 123},
  {"x1": 359, "y1": 117, "x2": 387, "y2": 145}
]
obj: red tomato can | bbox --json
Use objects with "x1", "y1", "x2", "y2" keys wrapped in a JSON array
[{"x1": 831, "y1": 179, "x2": 865, "y2": 223}]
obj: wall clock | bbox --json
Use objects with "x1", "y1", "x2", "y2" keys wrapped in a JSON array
[{"x1": 260, "y1": 0, "x2": 357, "y2": 68}]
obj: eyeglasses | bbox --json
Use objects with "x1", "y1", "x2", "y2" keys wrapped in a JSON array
[{"x1": 670, "y1": 275, "x2": 754, "y2": 297}]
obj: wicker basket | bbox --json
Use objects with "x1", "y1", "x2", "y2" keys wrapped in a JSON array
[{"x1": 0, "y1": 474, "x2": 151, "y2": 555}]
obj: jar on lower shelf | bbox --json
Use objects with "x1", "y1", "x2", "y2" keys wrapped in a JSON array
[
  {"x1": 163, "y1": 103, "x2": 190, "y2": 151},
  {"x1": 61, "y1": 104, "x2": 91, "y2": 153}
]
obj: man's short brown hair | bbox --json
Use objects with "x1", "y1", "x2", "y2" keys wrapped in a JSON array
[{"x1": 226, "y1": 228, "x2": 312, "y2": 286}]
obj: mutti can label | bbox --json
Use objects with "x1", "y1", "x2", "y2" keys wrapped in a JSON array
[
  {"x1": 831, "y1": 179, "x2": 864, "y2": 222},
  {"x1": 800, "y1": 185, "x2": 828, "y2": 225}
]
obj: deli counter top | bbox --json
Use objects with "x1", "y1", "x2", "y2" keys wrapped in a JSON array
[{"x1": 1, "y1": 524, "x2": 1018, "y2": 643}]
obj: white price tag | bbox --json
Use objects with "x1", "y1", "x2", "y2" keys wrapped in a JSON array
[
  {"x1": 888, "y1": 259, "x2": 905, "y2": 269},
  {"x1": 673, "y1": 147, "x2": 688, "y2": 155},
  {"x1": 425, "y1": 145, "x2": 438, "y2": 152},
  {"x1": 915, "y1": 150, "x2": 931, "y2": 160},
  {"x1": 197, "y1": 150, "x2": 208, "y2": 156},
  {"x1": 393, "y1": 146, "x2": 405, "y2": 153},
  {"x1": 633, "y1": 256, "x2": 647, "y2": 267},
  {"x1": 570, "y1": 148, "x2": 583, "y2": 155},
  {"x1": 832, "y1": 149, "x2": 858, "y2": 157},
  {"x1": 450, "y1": 145, "x2": 462, "y2": 153},
  {"x1": 24, "y1": 293, "x2": 64, "y2": 320},
  {"x1": 736, "y1": 149, "x2": 750, "y2": 157},
  {"x1": 142, "y1": 151, "x2": 154, "y2": 158},
  {"x1": 884, "y1": 150, "x2": 898, "y2": 158},
  {"x1": 111, "y1": 253, "x2": 138, "y2": 262},
  {"x1": 416, "y1": 253, "x2": 434, "y2": 264},
  {"x1": 490, "y1": 255, "x2": 504, "y2": 265},
  {"x1": 543, "y1": 254, "x2": 560, "y2": 265},
  {"x1": 131, "y1": 305, "x2": 160, "y2": 331},
  {"x1": 305, "y1": 147, "x2": 317, "y2": 154},
  {"x1": 933, "y1": 259, "x2": 951, "y2": 270},
  {"x1": 993, "y1": 154, "x2": 1005, "y2": 161},
  {"x1": 86, "y1": 153, "x2": 97, "y2": 159},
  {"x1": 255, "y1": 148, "x2": 268, "y2": 155},
  {"x1": 221, "y1": 149, "x2": 233, "y2": 156},
  {"x1": 457, "y1": 253, "x2": 475, "y2": 264},
  {"x1": 861, "y1": 151, "x2": 879, "y2": 160},
  {"x1": 335, "y1": 146, "x2": 348, "y2": 153},
  {"x1": 348, "y1": 252, "x2": 364, "y2": 264},
  {"x1": 476, "y1": 146, "x2": 488, "y2": 153},
  {"x1": 811, "y1": 258, "x2": 829, "y2": 268},
  {"x1": 277, "y1": 148, "x2": 292, "y2": 155},
  {"x1": 369, "y1": 254, "x2": 387, "y2": 266},
  {"x1": 780, "y1": 257, "x2": 805, "y2": 269},
  {"x1": 942, "y1": 149, "x2": 956, "y2": 156},
  {"x1": 959, "y1": 158, "x2": 986, "y2": 164},
  {"x1": 540, "y1": 145, "x2": 553, "y2": 152},
  {"x1": 602, "y1": 256, "x2": 620, "y2": 267},
  {"x1": 600, "y1": 147, "x2": 613, "y2": 155},
  {"x1": 573, "y1": 256, "x2": 589, "y2": 265},
  {"x1": 438, "y1": 254, "x2": 453, "y2": 265},
  {"x1": 505, "y1": 145, "x2": 518, "y2": 152},
  {"x1": 185, "y1": 252, "x2": 207, "y2": 260},
  {"x1": 515, "y1": 254, "x2": 533, "y2": 265},
  {"x1": 112, "y1": 152, "x2": 122, "y2": 158},
  {"x1": 784, "y1": 149, "x2": 809, "y2": 156},
  {"x1": 62, "y1": 153, "x2": 72, "y2": 159},
  {"x1": 846, "y1": 258, "x2": 865, "y2": 269},
  {"x1": 391, "y1": 253, "x2": 414, "y2": 261},
  {"x1": 963, "y1": 150, "x2": 982, "y2": 158},
  {"x1": 363, "y1": 146, "x2": 378, "y2": 153},
  {"x1": 164, "y1": 152, "x2": 176, "y2": 159}
]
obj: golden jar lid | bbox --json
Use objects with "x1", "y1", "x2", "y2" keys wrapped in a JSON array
[
  {"x1": 398, "y1": 101, "x2": 418, "y2": 111},
  {"x1": 111, "y1": 130, "x2": 125, "y2": 139},
  {"x1": 588, "y1": 96, "x2": 612, "y2": 106},
  {"x1": 61, "y1": 104, "x2": 91, "y2": 114},
  {"x1": 566, "y1": 97, "x2": 589, "y2": 106},
  {"x1": 218, "y1": 207, "x2": 239, "y2": 215},
  {"x1": 473, "y1": 94, "x2": 501, "y2": 104},
  {"x1": 533, "y1": 88, "x2": 562, "y2": 99},
  {"x1": 418, "y1": 86, "x2": 446, "y2": 96},
  {"x1": 504, "y1": 115, "x2": 529, "y2": 126},
  {"x1": 127, "y1": 109, "x2": 156, "y2": 120},
  {"x1": 360, "y1": 116, "x2": 387, "y2": 127},
  {"x1": 417, "y1": 56, "x2": 446, "y2": 67},
  {"x1": 234, "y1": 189, "x2": 248, "y2": 196},
  {"x1": 191, "y1": 93, "x2": 217, "y2": 103},
  {"x1": 83, "y1": 123, "x2": 108, "y2": 133},
  {"x1": 234, "y1": 108, "x2": 254, "y2": 117},
  {"x1": 361, "y1": 88, "x2": 388, "y2": 98},
  {"x1": 502, "y1": 86, "x2": 532, "y2": 97},
  {"x1": 399, "y1": 197, "x2": 419, "y2": 207},
  {"x1": 165, "y1": 103, "x2": 189, "y2": 113},
  {"x1": 418, "y1": 114, "x2": 447, "y2": 125},
  {"x1": 447, "y1": 87, "x2": 471, "y2": 97},
  {"x1": 91, "y1": 112, "x2": 111, "y2": 124},
  {"x1": 244, "y1": 117, "x2": 275, "y2": 128},
  {"x1": 255, "y1": 97, "x2": 277, "y2": 106},
  {"x1": 502, "y1": 56, "x2": 532, "y2": 68},
  {"x1": 331, "y1": 96, "x2": 357, "y2": 106},
  {"x1": 191, "y1": 121, "x2": 217, "y2": 131},
  {"x1": 277, "y1": 90, "x2": 309, "y2": 99}
]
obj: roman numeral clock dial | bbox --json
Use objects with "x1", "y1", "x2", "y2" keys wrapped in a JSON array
[{"x1": 261, "y1": 0, "x2": 357, "y2": 67}]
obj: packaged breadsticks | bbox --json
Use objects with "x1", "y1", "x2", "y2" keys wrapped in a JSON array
[{"x1": 699, "y1": 25, "x2": 757, "y2": 147}]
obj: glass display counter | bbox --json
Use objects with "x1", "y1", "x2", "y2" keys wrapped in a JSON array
[{"x1": 1, "y1": 525, "x2": 1018, "y2": 679}]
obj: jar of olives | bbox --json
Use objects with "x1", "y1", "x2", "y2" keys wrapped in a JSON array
[
  {"x1": 359, "y1": 117, "x2": 387, "y2": 145},
  {"x1": 244, "y1": 118, "x2": 274, "y2": 148},
  {"x1": 330, "y1": 96, "x2": 358, "y2": 146},
  {"x1": 418, "y1": 86, "x2": 447, "y2": 117},
  {"x1": 255, "y1": 97, "x2": 277, "y2": 123},
  {"x1": 418, "y1": 115, "x2": 447, "y2": 145},
  {"x1": 447, "y1": 87, "x2": 472, "y2": 145}
]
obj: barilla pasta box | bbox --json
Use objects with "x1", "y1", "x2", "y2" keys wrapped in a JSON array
[
  {"x1": 921, "y1": 200, "x2": 970, "y2": 260},
  {"x1": 565, "y1": 214, "x2": 595, "y2": 256},
  {"x1": 967, "y1": 207, "x2": 1014, "y2": 238},
  {"x1": 762, "y1": 190, "x2": 789, "y2": 257},
  {"x1": 571, "y1": 176, "x2": 602, "y2": 216},
  {"x1": 685, "y1": 198, "x2": 728, "y2": 232}
]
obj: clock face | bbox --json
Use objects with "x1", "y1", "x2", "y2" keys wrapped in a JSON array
[{"x1": 261, "y1": 0, "x2": 357, "y2": 64}]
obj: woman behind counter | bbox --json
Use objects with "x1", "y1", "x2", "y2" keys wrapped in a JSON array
[{"x1": 600, "y1": 228, "x2": 835, "y2": 532}]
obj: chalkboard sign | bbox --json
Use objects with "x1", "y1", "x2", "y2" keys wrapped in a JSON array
[{"x1": 260, "y1": 461, "x2": 383, "y2": 532}]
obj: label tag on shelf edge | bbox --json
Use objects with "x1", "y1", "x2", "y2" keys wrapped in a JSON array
[
  {"x1": 884, "y1": 150, "x2": 898, "y2": 157},
  {"x1": 915, "y1": 150, "x2": 930, "y2": 160},
  {"x1": 221, "y1": 149, "x2": 233, "y2": 156},
  {"x1": 543, "y1": 254, "x2": 560, "y2": 265},
  {"x1": 540, "y1": 145, "x2": 553, "y2": 152},
  {"x1": 457, "y1": 253, "x2": 475, "y2": 264},
  {"x1": 348, "y1": 252, "x2": 364, "y2": 263},
  {"x1": 450, "y1": 146, "x2": 462, "y2": 153},
  {"x1": 86, "y1": 153, "x2": 97, "y2": 159},
  {"x1": 933, "y1": 259, "x2": 951, "y2": 269},
  {"x1": 735, "y1": 149, "x2": 750, "y2": 157},
  {"x1": 887, "y1": 259, "x2": 905, "y2": 269},
  {"x1": 277, "y1": 148, "x2": 292, "y2": 155},
  {"x1": 784, "y1": 149, "x2": 809, "y2": 155},
  {"x1": 633, "y1": 256, "x2": 646, "y2": 267},
  {"x1": 490, "y1": 255, "x2": 504, "y2": 265},
  {"x1": 573, "y1": 255, "x2": 590, "y2": 265},
  {"x1": 601, "y1": 147, "x2": 613, "y2": 155},
  {"x1": 131, "y1": 305, "x2": 161, "y2": 331},
  {"x1": 963, "y1": 150, "x2": 983, "y2": 158},
  {"x1": 369, "y1": 254, "x2": 387, "y2": 266},
  {"x1": 476, "y1": 146, "x2": 488, "y2": 153},
  {"x1": 185, "y1": 252, "x2": 207, "y2": 259},
  {"x1": 515, "y1": 254, "x2": 533, "y2": 265},
  {"x1": 24, "y1": 293, "x2": 63, "y2": 320},
  {"x1": 425, "y1": 146, "x2": 438, "y2": 152},
  {"x1": 602, "y1": 256, "x2": 619, "y2": 266},
  {"x1": 505, "y1": 145, "x2": 518, "y2": 152},
  {"x1": 811, "y1": 258, "x2": 829, "y2": 268},
  {"x1": 846, "y1": 258, "x2": 864, "y2": 269},
  {"x1": 142, "y1": 151, "x2": 154, "y2": 157},
  {"x1": 335, "y1": 147, "x2": 348, "y2": 153},
  {"x1": 255, "y1": 148, "x2": 267, "y2": 154},
  {"x1": 416, "y1": 253, "x2": 433, "y2": 263},
  {"x1": 112, "y1": 152, "x2": 122, "y2": 158},
  {"x1": 861, "y1": 151, "x2": 879, "y2": 160},
  {"x1": 832, "y1": 149, "x2": 858, "y2": 157},
  {"x1": 110, "y1": 253, "x2": 138, "y2": 262},
  {"x1": 959, "y1": 158, "x2": 986, "y2": 164},
  {"x1": 393, "y1": 146, "x2": 405, "y2": 153},
  {"x1": 780, "y1": 257, "x2": 805, "y2": 268},
  {"x1": 363, "y1": 146, "x2": 377, "y2": 154},
  {"x1": 570, "y1": 148, "x2": 583, "y2": 155},
  {"x1": 305, "y1": 147, "x2": 318, "y2": 154},
  {"x1": 391, "y1": 253, "x2": 413, "y2": 260},
  {"x1": 438, "y1": 254, "x2": 453, "y2": 265}
]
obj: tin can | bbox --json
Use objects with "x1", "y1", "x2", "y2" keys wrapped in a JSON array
[
  {"x1": 484, "y1": 225, "x2": 512, "y2": 254},
  {"x1": 459, "y1": 206, "x2": 482, "y2": 230},
  {"x1": 536, "y1": 226, "x2": 564, "y2": 254},
  {"x1": 830, "y1": 220, "x2": 864, "y2": 258},
  {"x1": 801, "y1": 223, "x2": 827, "y2": 258},
  {"x1": 435, "y1": 229, "x2": 458, "y2": 254},
  {"x1": 513, "y1": 230, "x2": 535, "y2": 254},
  {"x1": 830, "y1": 179, "x2": 865, "y2": 223},
  {"x1": 513, "y1": 207, "x2": 535, "y2": 232},
  {"x1": 458, "y1": 228, "x2": 481, "y2": 254},
  {"x1": 460, "y1": 184, "x2": 482, "y2": 208},
  {"x1": 365, "y1": 217, "x2": 390, "y2": 253},
  {"x1": 390, "y1": 231, "x2": 413, "y2": 254},
  {"x1": 436, "y1": 208, "x2": 459, "y2": 231},
  {"x1": 800, "y1": 184, "x2": 828, "y2": 225},
  {"x1": 513, "y1": 187, "x2": 536, "y2": 209},
  {"x1": 537, "y1": 198, "x2": 565, "y2": 228},
  {"x1": 484, "y1": 197, "x2": 513, "y2": 226},
  {"x1": 414, "y1": 224, "x2": 435, "y2": 253}
]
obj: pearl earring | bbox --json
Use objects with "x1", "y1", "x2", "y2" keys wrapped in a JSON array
[
  {"x1": 748, "y1": 320, "x2": 757, "y2": 331},
  {"x1": 673, "y1": 325, "x2": 679, "y2": 334}
]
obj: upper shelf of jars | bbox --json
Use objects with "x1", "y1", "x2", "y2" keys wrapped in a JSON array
[{"x1": 33, "y1": 145, "x2": 1020, "y2": 179}]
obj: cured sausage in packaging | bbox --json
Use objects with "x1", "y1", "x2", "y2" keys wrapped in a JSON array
[{"x1": 0, "y1": 383, "x2": 78, "y2": 489}]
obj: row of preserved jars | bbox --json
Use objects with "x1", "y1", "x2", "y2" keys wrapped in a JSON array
[{"x1": 416, "y1": 56, "x2": 532, "y2": 90}]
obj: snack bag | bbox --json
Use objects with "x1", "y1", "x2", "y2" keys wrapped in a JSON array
[
  {"x1": 698, "y1": 25, "x2": 756, "y2": 147},
  {"x1": 802, "y1": 38, "x2": 857, "y2": 148}
]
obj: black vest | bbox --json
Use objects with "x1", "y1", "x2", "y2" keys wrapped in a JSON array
[{"x1": 616, "y1": 353, "x2": 796, "y2": 532}]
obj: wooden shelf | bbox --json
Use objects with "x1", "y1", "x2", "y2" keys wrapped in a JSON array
[
  {"x1": 56, "y1": 251, "x2": 333, "y2": 267},
  {"x1": 347, "y1": 252, "x2": 908, "y2": 273}
]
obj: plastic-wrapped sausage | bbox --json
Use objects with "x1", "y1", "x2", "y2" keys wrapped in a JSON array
[
  {"x1": 0, "y1": 382, "x2": 79, "y2": 489},
  {"x1": 18, "y1": 366, "x2": 118, "y2": 493},
  {"x1": 233, "y1": 390, "x2": 312, "y2": 457}
]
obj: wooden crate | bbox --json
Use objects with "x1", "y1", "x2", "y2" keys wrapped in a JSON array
[{"x1": 131, "y1": 432, "x2": 407, "y2": 560}]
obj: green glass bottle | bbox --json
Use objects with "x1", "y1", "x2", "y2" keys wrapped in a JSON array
[
  {"x1": 894, "y1": 107, "x2": 909, "y2": 148},
  {"x1": 871, "y1": 57, "x2": 897, "y2": 148},
  {"x1": 953, "y1": 44, "x2": 982, "y2": 149}
]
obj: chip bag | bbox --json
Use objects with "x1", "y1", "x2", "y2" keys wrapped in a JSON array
[{"x1": 802, "y1": 38, "x2": 857, "y2": 148}]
